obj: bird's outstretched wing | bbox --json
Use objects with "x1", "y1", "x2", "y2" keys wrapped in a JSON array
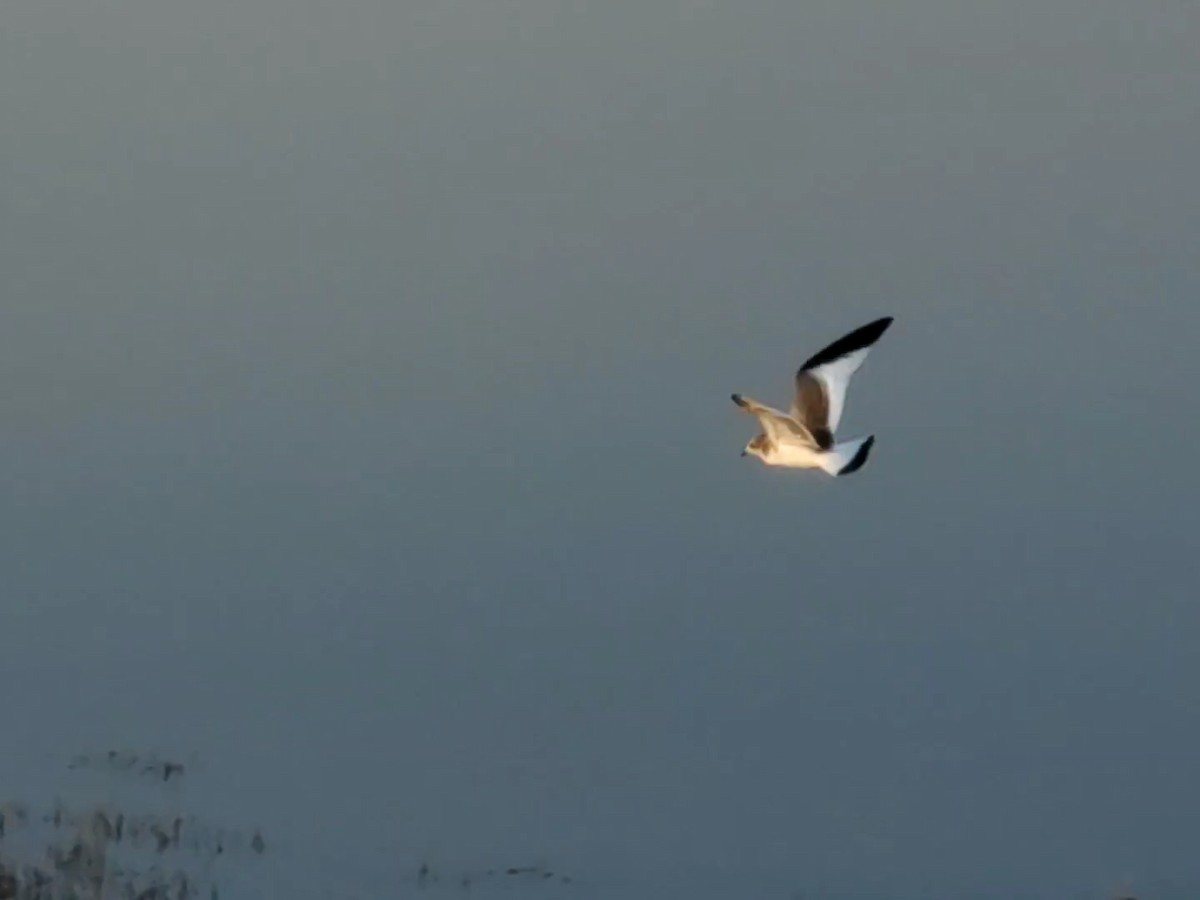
[
  {"x1": 791, "y1": 317, "x2": 893, "y2": 441},
  {"x1": 732, "y1": 394, "x2": 818, "y2": 448}
]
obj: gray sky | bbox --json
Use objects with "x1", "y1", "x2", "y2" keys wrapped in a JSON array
[{"x1": 2, "y1": 1, "x2": 1199, "y2": 897}]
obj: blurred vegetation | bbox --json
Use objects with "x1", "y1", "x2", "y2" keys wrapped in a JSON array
[{"x1": 0, "y1": 751, "x2": 264, "y2": 900}]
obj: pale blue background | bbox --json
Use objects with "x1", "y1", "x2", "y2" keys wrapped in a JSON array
[{"x1": 2, "y1": 2, "x2": 1199, "y2": 897}]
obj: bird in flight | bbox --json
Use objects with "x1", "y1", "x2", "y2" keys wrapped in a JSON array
[{"x1": 732, "y1": 316, "x2": 893, "y2": 476}]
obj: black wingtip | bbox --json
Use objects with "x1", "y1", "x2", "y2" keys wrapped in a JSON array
[
  {"x1": 800, "y1": 316, "x2": 894, "y2": 372},
  {"x1": 731, "y1": 393, "x2": 747, "y2": 407},
  {"x1": 837, "y1": 435, "x2": 875, "y2": 476}
]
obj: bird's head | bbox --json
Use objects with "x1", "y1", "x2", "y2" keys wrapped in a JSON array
[{"x1": 742, "y1": 434, "x2": 769, "y2": 459}]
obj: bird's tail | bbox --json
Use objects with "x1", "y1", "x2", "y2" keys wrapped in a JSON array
[{"x1": 818, "y1": 435, "x2": 875, "y2": 476}]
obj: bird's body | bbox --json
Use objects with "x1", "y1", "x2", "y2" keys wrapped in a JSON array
[
  {"x1": 760, "y1": 439, "x2": 827, "y2": 470},
  {"x1": 733, "y1": 317, "x2": 892, "y2": 477}
]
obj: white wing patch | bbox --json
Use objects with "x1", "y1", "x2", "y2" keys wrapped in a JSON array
[
  {"x1": 792, "y1": 316, "x2": 892, "y2": 436},
  {"x1": 803, "y1": 347, "x2": 871, "y2": 435}
]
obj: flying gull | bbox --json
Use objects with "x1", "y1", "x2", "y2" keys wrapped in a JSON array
[{"x1": 732, "y1": 316, "x2": 893, "y2": 476}]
